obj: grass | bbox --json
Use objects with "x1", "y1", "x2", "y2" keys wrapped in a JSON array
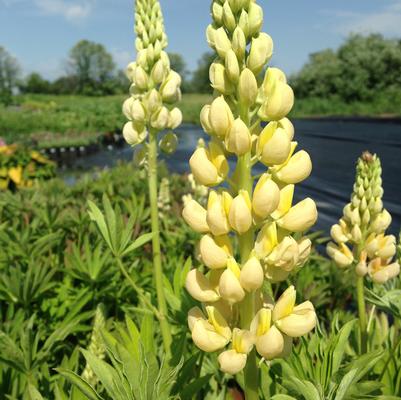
[
  {"x1": 0, "y1": 93, "x2": 211, "y2": 147},
  {"x1": 0, "y1": 91, "x2": 399, "y2": 148}
]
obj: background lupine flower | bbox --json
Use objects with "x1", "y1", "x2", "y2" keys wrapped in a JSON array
[
  {"x1": 327, "y1": 152, "x2": 400, "y2": 284},
  {"x1": 123, "y1": 0, "x2": 182, "y2": 149},
  {"x1": 182, "y1": 0, "x2": 318, "y2": 384}
]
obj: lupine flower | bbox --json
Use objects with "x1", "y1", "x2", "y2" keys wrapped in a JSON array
[
  {"x1": 182, "y1": 0, "x2": 318, "y2": 377},
  {"x1": 327, "y1": 152, "x2": 400, "y2": 284}
]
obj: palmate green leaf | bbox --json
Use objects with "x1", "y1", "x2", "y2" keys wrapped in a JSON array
[
  {"x1": 334, "y1": 369, "x2": 358, "y2": 400},
  {"x1": 26, "y1": 383, "x2": 44, "y2": 400},
  {"x1": 121, "y1": 232, "x2": 154, "y2": 257},
  {"x1": 271, "y1": 396, "x2": 297, "y2": 400},
  {"x1": 140, "y1": 315, "x2": 155, "y2": 355},
  {"x1": 285, "y1": 377, "x2": 322, "y2": 400},
  {"x1": 0, "y1": 330, "x2": 26, "y2": 373},
  {"x1": 56, "y1": 368, "x2": 103, "y2": 400},
  {"x1": 81, "y1": 349, "x2": 131, "y2": 400},
  {"x1": 88, "y1": 200, "x2": 113, "y2": 251},
  {"x1": 178, "y1": 373, "x2": 213, "y2": 400},
  {"x1": 366, "y1": 289, "x2": 401, "y2": 320}
]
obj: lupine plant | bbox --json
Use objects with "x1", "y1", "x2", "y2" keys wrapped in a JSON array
[
  {"x1": 182, "y1": 0, "x2": 318, "y2": 398},
  {"x1": 122, "y1": 0, "x2": 183, "y2": 355},
  {"x1": 327, "y1": 151, "x2": 400, "y2": 353}
]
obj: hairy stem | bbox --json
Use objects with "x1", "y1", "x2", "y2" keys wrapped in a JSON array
[{"x1": 148, "y1": 131, "x2": 172, "y2": 356}]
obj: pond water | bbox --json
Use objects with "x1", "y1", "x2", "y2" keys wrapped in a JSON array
[{"x1": 63, "y1": 119, "x2": 401, "y2": 236}]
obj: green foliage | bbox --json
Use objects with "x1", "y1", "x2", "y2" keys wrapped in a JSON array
[
  {"x1": 291, "y1": 34, "x2": 401, "y2": 107},
  {"x1": 68, "y1": 40, "x2": 116, "y2": 96},
  {"x1": 0, "y1": 45, "x2": 21, "y2": 105}
]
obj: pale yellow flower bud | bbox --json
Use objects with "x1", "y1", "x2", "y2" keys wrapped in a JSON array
[
  {"x1": 251, "y1": 308, "x2": 272, "y2": 337},
  {"x1": 278, "y1": 118, "x2": 295, "y2": 141},
  {"x1": 160, "y1": 71, "x2": 181, "y2": 103},
  {"x1": 368, "y1": 258, "x2": 400, "y2": 284},
  {"x1": 133, "y1": 65, "x2": 149, "y2": 90},
  {"x1": 209, "y1": 96, "x2": 234, "y2": 138},
  {"x1": 151, "y1": 106, "x2": 169, "y2": 130},
  {"x1": 232, "y1": 328, "x2": 255, "y2": 354},
  {"x1": 238, "y1": 68, "x2": 258, "y2": 106},
  {"x1": 200, "y1": 234, "x2": 232, "y2": 269},
  {"x1": 122, "y1": 122, "x2": 147, "y2": 146},
  {"x1": 238, "y1": 10, "x2": 249, "y2": 38},
  {"x1": 254, "y1": 222, "x2": 278, "y2": 258},
  {"x1": 206, "y1": 24, "x2": 216, "y2": 48},
  {"x1": 297, "y1": 238, "x2": 312, "y2": 266},
  {"x1": 259, "y1": 81, "x2": 294, "y2": 121},
  {"x1": 126, "y1": 62, "x2": 137, "y2": 81},
  {"x1": 147, "y1": 89, "x2": 162, "y2": 114},
  {"x1": 151, "y1": 59, "x2": 166, "y2": 84},
  {"x1": 366, "y1": 234, "x2": 396, "y2": 259},
  {"x1": 271, "y1": 184, "x2": 294, "y2": 219},
  {"x1": 277, "y1": 198, "x2": 317, "y2": 232},
  {"x1": 351, "y1": 225, "x2": 362, "y2": 242},
  {"x1": 275, "y1": 301, "x2": 317, "y2": 337},
  {"x1": 210, "y1": 62, "x2": 232, "y2": 95},
  {"x1": 225, "y1": 49, "x2": 240, "y2": 83},
  {"x1": 252, "y1": 174, "x2": 280, "y2": 219},
  {"x1": 212, "y1": 2, "x2": 223, "y2": 25},
  {"x1": 182, "y1": 199, "x2": 209, "y2": 233},
  {"x1": 189, "y1": 144, "x2": 228, "y2": 187},
  {"x1": 331, "y1": 224, "x2": 349, "y2": 243},
  {"x1": 222, "y1": 1, "x2": 236, "y2": 32},
  {"x1": 123, "y1": 98, "x2": 146, "y2": 122},
  {"x1": 229, "y1": 190, "x2": 253, "y2": 234},
  {"x1": 371, "y1": 209, "x2": 392, "y2": 233},
  {"x1": 219, "y1": 259, "x2": 245, "y2": 303},
  {"x1": 267, "y1": 236, "x2": 299, "y2": 271},
  {"x1": 239, "y1": 256, "x2": 264, "y2": 291},
  {"x1": 248, "y1": 2, "x2": 263, "y2": 37},
  {"x1": 185, "y1": 269, "x2": 220, "y2": 302},
  {"x1": 355, "y1": 260, "x2": 368, "y2": 277},
  {"x1": 327, "y1": 242, "x2": 354, "y2": 268},
  {"x1": 257, "y1": 124, "x2": 292, "y2": 166},
  {"x1": 247, "y1": 33, "x2": 273, "y2": 74},
  {"x1": 272, "y1": 285, "x2": 296, "y2": 322},
  {"x1": 256, "y1": 325, "x2": 285, "y2": 360},
  {"x1": 207, "y1": 191, "x2": 232, "y2": 236},
  {"x1": 218, "y1": 350, "x2": 247, "y2": 375},
  {"x1": 225, "y1": 118, "x2": 252, "y2": 155},
  {"x1": 188, "y1": 306, "x2": 205, "y2": 331},
  {"x1": 200, "y1": 105, "x2": 213, "y2": 134},
  {"x1": 275, "y1": 150, "x2": 312, "y2": 184},
  {"x1": 191, "y1": 317, "x2": 230, "y2": 352},
  {"x1": 168, "y1": 107, "x2": 182, "y2": 129},
  {"x1": 214, "y1": 27, "x2": 232, "y2": 58},
  {"x1": 232, "y1": 26, "x2": 246, "y2": 60}
]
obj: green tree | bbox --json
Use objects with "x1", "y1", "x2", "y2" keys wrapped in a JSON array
[
  {"x1": 68, "y1": 40, "x2": 115, "y2": 95},
  {"x1": 0, "y1": 46, "x2": 20, "y2": 105},
  {"x1": 20, "y1": 72, "x2": 51, "y2": 94},
  {"x1": 291, "y1": 34, "x2": 401, "y2": 102},
  {"x1": 190, "y1": 51, "x2": 215, "y2": 93}
]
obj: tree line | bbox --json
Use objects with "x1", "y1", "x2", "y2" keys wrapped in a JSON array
[{"x1": 1, "y1": 34, "x2": 401, "y2": 104}]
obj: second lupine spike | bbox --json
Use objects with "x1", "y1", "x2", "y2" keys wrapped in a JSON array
[{"x1": 327, "y1": 151, "x2": 400, "y2": 284}]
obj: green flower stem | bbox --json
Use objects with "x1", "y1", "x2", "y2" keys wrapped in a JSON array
[
  {"x1": 356, "y1": 275, "x2": 368, "y2": 354},
  {"x1": 148, "y1": 130, "x2": 172, "y2": 356},
  {"x1": 237, "y1": 153, "x2": 259, "y2": 400}
]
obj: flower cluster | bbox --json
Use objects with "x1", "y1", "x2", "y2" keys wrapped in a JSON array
[
  {"x1": 122, "y1": 0, "x2": 182, "y2": 147},
  {"x1": 182, "y1": 0, "x2": 317, "y2": 375},
  {"x1": 327, "y1": 152, "x2": 400, "y2": 284}
]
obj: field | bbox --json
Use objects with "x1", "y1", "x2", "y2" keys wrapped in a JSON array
[
  {"x1": 0, "y1": 94, "x2": 212, "y2": 147},
  {"x1": 1, "y1": 91, "x2": 400, "y2": 149}
]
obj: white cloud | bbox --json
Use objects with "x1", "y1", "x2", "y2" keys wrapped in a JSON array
[
  {"x1": 34, "y1": 0, "x2": 95, "y2": 22},
  {"x1": 324, "y1": 0, "x2": 401, "y2": 36}
]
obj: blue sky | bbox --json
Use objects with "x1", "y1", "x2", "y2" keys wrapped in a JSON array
[{"x1": 1, "y1": 0, "x2": 401, "y2": 80}]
